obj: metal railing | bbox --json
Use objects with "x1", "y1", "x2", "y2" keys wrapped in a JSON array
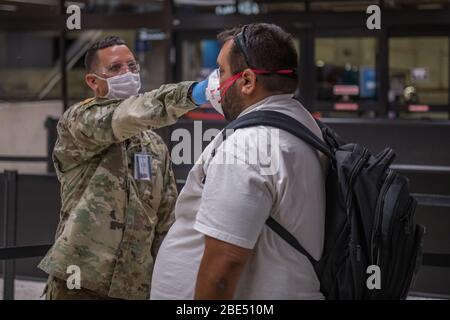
[{"x1": 1, "y1": 171, "x2": 52, "y2": 300}]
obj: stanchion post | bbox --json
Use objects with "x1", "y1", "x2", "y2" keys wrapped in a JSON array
[{"x1": 2, "y1": 170, "x2": 18, "y2": 300}]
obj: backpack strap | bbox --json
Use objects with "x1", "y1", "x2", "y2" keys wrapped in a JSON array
[
  {"x1": 266, "y1": 216, "x2": 318, "y2": 264},
  {"x1": 224, "y1": 110, "x2": 334, "y2": 160},
  {"x1": 217, "y1": 110, "x2": 332, "y2": 265}
]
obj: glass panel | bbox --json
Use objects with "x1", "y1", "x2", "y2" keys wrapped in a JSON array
[
  {"x1": 0, "y1": 30, "x2": 62, "y2": 174},
  {"x1": 181, "y1": 38, "x2": 219, "y2": 82},
  {"x1": 66, "y1": 29, "x2": 167, "y2": 105},
  {"x1": 0, "y1": 31, "x2": 62, "y2": 102},
  {"x1": 389, "y1": 37, "x2": 449, "y2": 106},
  {"x1": 315, "y1": 37, "x2": 377, "y2": 102}
]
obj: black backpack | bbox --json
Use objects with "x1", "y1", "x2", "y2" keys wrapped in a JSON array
[{"x1": 218, "y1": 110, "x2": 425, "y2": 300}]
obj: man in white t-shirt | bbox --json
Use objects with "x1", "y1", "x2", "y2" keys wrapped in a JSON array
[{"x1": 151, "y1": 23, "x2": 328, "y2": 300}]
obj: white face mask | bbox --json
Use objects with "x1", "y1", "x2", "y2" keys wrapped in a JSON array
[
  {"x1": 95, "y1": 72, "x2": 141, "y2": 99},
  {"x1": 205, "y1": 69, "x2": 224, "y2": 115}
]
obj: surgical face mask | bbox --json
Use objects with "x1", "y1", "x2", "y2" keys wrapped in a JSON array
[
  {"x1": 205, "y1": 69, "x2": 224, "y2": 115},
  {"x1": 95, "y1": 71, "x2": 141, "y2": 99}
]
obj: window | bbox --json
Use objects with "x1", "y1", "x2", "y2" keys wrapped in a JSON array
[
  {"x1": 315, "y1": 37, "x2": 377, "y2": 103},
  {"x1": 389, "y1": 37, "x2": 449, "y2": 109},
  {"x1": 181, "y1": 39, "x2": 220, "y2": 82},
  {"x1": 0, "y1": 31, "x2": 62, "y2": 102}
]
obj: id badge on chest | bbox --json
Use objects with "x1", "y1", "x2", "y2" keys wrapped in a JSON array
[{"x1": 134, "y1": 152, "x2": 152, "y2": 181}]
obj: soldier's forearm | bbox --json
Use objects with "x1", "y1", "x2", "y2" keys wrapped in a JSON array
[{"x1": 111, "y1": 81, "x2": 197, "y2": 142}]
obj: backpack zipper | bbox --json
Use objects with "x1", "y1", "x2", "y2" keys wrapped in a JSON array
[
  {"x1": 345, "y1": 148, "x2": 369, "y2": 213},
  {"x1": 356, "y1": 244, "x2": 362, "y2": 262},
  {"x1": 371, "y1": 170, "x2": 396, "y2": 265},
  {"x1": 401, "y1": 199, "x2": 415, "y2": 235},
  {"x1": 368, "y1": 148, "x2": 394, "y2": 171}
]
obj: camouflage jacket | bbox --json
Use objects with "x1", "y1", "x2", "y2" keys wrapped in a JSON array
[{"x1": 38, "y1": 81, "x2": 196, "y2": 299}]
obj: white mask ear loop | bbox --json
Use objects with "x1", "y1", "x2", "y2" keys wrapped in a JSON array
[{"x1": 92, "y1": 73, "x2": 110, "y2": 98}]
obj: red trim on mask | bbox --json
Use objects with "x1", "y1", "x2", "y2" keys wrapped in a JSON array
[{"x1": 218, "y1": 72, "x2": 243, "y2": 98}]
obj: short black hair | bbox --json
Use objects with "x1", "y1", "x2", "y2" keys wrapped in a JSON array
[
  {"x1": 217, "y1": 23, "x2": 298, "y2": 94},
  {"x1": 84, "y1": 36, "x2": 126, "y2": 72}
]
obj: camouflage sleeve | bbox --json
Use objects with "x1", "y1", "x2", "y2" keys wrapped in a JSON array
[
  {"x1": 151, "y1": 144, "x2": 178, "y2": 258},
  {"x1": 112, "y1": 81, "x2": 197, "y2": 142},
  {"x1": 67, "y1": 81, "x2": 196, "y2": 153}
]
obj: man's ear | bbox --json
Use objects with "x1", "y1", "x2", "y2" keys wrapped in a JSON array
[
  {"x1": 240, "y1": 69, "x2": 257, "y2": 96},
  {"x1": 85, "y1": 74, "x2": 98, "y2": 92}
]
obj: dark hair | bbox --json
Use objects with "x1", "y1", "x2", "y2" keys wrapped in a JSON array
[
  {"x1": 84, "y1": 36, "x2": 126, "y2": 72},
  {"x1": 217, "y1": 23, "x2": 298, "y2": 94}
]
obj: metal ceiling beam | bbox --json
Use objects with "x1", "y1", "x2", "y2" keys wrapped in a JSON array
[
  {"x1": 171, "y1": 9, "x2": 450, "y2": 31},
  {"x1": 1, "y1": 6, "x2": 449, "y2": 31},
  {"x1": 0, "y1": 12, "x2": 166, "y2": 30}
]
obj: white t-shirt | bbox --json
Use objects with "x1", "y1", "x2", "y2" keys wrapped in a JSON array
[{"x1": 151, "y1": 94, "x2": 328, "y2": 300}]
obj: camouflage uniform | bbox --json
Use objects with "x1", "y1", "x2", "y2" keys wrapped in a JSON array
[
  {"x1": 38, "y1": 81, "x2": 196, "y2": 299},
  {"x1": 45, "y1": 276, "x2": 119, "y2": 300}
]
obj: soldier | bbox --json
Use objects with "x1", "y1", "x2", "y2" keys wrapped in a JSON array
[{"x1": 38, "y1": 36, "x2": 208, "y2": 300}]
